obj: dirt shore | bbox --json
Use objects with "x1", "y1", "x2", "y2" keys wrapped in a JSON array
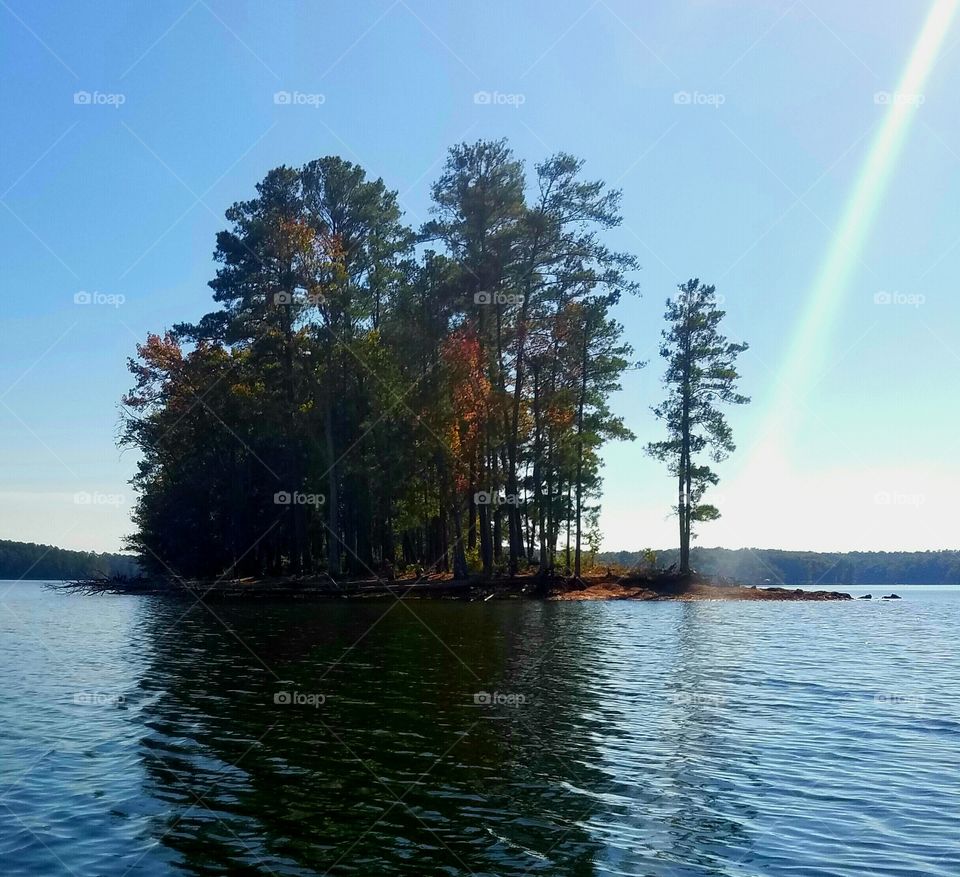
[
  {"x1": 551, "y1": 578, "x2": 852, "y2": 601},
  {"x1": 55, "y1": 571, "x2": 853, "y2": 601}
]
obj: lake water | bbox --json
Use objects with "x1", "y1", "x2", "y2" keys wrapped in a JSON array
[{"x1": 0, "y1": 581, "x2": 957, "y2": 876}]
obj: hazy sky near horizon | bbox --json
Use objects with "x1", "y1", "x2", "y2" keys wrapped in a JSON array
[{"x1": 2, "y1": 0, "x2": 959, "y2": 555}]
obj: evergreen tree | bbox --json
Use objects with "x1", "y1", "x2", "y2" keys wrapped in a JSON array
[
  {"x1": 120, "y1": 141, "x2": 638, "y2": 581},
  {"x1": 648, "y1": 279, "x2": 749, "y2": 574}
]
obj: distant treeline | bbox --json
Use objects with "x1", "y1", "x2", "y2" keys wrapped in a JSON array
[
  {"x1": 0, "y1": 539, "x2": 141, "y2": 582},
  {"x1": 600, "y1": 548, "x2": 960, "y2": 585}
]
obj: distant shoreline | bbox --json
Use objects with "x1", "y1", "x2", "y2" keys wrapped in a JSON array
[{"x1": 6, "y1": 537, "x2": 959, "y2": 585}]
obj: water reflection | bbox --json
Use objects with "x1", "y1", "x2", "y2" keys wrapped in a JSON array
[
  {"x1": 5, "y1": 585, "x2": 958, "y2": 876},
  {"x1": 135, "y1": 599, "x2": 615, "y2": 875},
  {"x1": 661, "y1": 604, "x2": 760, "y2": 873}
]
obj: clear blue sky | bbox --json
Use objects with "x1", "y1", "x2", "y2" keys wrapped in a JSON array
[{"x1": 2, "y1": 0, "x2": 958, "y2": 554}]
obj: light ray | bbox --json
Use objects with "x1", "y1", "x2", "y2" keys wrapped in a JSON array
[{"x1": 762, "y1": 0, "x2": 958, "y2": 446}]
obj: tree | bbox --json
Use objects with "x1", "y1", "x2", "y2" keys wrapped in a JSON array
[
  {"x1": 508, "y1": 153, "x2": 638, "y2": 576},
  {"x1": 172, "y1": 166, "x2": 317, "y2": 573},
  {"x1": 298, "y1": 156, "x2": 412, "y2": 575},
  {"x1": 120, "y1": 141, "x2": 638, "y2": 582},
  {"x1": 424, "y1": 139, "x2": 525, "y2": 578},
  {"x1": 569, "y1": 297, "x2": 636, "y2": 578},
  {"x1": 647, "y1": 279, "x2": 749, "y2": 574}
]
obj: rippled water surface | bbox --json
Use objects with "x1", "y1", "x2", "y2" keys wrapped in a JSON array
[{"x1": 1, "y1": 582, "x2": 958, "y2": 876}]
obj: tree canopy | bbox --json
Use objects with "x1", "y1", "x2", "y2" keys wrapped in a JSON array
[{"x1": 121, "y1": 140, "x2": 641, "y2": 580}]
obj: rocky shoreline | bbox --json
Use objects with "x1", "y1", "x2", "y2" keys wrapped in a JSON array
[
  {"x1": 52, "y1": 571, "x2": 862, "y2": 602},
  {"x1": 552, "y1": 579, "x2": 853, "y2": 601}
]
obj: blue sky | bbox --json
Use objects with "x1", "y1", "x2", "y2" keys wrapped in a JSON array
[{"x1": 1, "y1": 0, "x2": 959, "y2": 554}]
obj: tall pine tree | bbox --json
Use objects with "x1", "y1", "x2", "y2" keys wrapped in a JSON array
[{"x1": 648, "y1": 279, "x2": 749, "y2": 574}]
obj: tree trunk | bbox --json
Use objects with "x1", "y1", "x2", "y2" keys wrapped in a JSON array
[
  {"x1": 679, "y1": 301, "x2": 692, "y2": 575},
  {"x1": 574, "y1": 325, "x2": 588, "y2": 579},
  {"x1": 324, "y1": 399, "x2": 340, "y2": 576},
  {"x1": 451, "y1": 491, "x2": 468, "y2": 579}
]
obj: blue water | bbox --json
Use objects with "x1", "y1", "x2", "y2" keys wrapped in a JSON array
[{"x1": 0, "y1": 581, "x2": 957, "y2": 875}]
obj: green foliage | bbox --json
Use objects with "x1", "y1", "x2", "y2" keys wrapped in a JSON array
[
  {"x1": 647, "y1": 279, "x2": 748, "y2": 570},
  {"x1": 122, "y1": 140, "x2": 638, "y2": 580}
]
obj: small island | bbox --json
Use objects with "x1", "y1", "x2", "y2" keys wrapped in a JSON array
[{"x1": 102, "y1": 140, "x2": 768, "y2": 596}]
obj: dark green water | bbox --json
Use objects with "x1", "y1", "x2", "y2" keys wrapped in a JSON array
[{"x1": 1, "y1": 582, "x2": 958, "y2": 875}]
